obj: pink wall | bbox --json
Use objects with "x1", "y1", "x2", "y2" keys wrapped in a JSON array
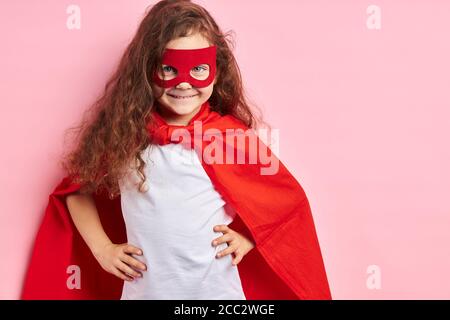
[{"x1": 1, "y1": 0, "x2": 449, "y2": 299}]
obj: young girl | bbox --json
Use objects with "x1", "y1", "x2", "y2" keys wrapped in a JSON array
[{"x1": 22, "y1": 0, "x2": 331, "y2": 300}]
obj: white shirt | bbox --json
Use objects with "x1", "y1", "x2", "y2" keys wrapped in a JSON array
[{"x1": 118, "y1": 143, "x2": 246, "y2": 300}]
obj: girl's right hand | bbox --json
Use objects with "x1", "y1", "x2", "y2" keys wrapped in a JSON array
[{"x1": 93, "y1": 243, "x2": 147, "y2": 281}]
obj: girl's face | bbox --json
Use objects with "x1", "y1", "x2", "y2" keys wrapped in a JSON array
[{"x1": 151, "y1": 32, "x2": 217, "y2": 126}]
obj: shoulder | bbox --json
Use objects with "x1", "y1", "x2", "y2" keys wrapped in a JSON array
[{"x1": 208, "y1": 111, "x2": 251, "y2": 132}]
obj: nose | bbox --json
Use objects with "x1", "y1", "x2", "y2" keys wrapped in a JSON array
[{"x1": 175, "y1": 82, "x2": 192, "y2": 89}]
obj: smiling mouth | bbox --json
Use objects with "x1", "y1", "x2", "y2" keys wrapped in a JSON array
[{"x1": 168, "y1": 94, "x2": 198, "y2": 99}]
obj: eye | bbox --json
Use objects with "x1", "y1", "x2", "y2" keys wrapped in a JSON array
[
  {"x1": 162, "y1": 65, "x2": 176, "y2": 73},
  {"x1": 192, "y1": 65, "x2": 208, "y2": 73}
]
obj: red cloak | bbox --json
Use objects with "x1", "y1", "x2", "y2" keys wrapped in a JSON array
[{"x1": 21, "y1": 101, "x2": 332, "y2": 300}]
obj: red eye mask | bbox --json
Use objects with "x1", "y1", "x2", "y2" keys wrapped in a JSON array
[{"x1": 152, "y1": 45, "x2": 217, "y2": 88}]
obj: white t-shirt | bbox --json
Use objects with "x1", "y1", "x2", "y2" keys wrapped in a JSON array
[{"x1": 118, "y1": 143, "x2": 246, "y2": 300}]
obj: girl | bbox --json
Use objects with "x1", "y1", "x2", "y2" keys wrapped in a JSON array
[{"x1": 22, "y1": 0, "x2": 331, "y2": 300}]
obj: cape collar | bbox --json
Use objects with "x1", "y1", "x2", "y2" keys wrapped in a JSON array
[{"x1": 146, "y1": 100, "x2": 219, "y2": 146}]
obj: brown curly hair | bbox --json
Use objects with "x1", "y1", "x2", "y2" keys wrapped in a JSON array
[{"x1": 60, "y1": 0, "x2": 269, "y2": 199}]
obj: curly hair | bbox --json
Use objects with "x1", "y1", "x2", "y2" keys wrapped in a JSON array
[{"x1": 60, "y1": 0, "x2": 269, "y2": 199}]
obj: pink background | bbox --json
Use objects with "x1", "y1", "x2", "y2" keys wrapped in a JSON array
[{"x1": 1, "y1": 0, "x2": 449, "y2": 299}]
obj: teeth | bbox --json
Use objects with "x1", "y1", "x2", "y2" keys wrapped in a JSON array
[{"x1": 170, "y1": 94, "x2": 196, "y2": 99}]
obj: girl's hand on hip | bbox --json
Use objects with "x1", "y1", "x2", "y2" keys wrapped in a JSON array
[
  {"x1": 93, "y1": 243, "x2": 147, "y2": 281},
  {"x1": 212, "y1": 225, "x2": 255, "y2": 266}
]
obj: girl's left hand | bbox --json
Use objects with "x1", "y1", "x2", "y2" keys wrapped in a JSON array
[{"x1": 212, "y1": 225, "x2": 255, "y2": 266}]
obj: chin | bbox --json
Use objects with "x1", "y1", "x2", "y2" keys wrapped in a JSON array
[{"x1": 163, "y1": 98, "x2": 203, "y2": 114}]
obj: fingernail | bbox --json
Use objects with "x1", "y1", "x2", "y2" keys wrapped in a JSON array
[
  {"x1": 138, "y1": 250, "x2": 142, "y2": 255},
  {"x1": 212, "y1": 241, "x2": 217, "y2": 245}
]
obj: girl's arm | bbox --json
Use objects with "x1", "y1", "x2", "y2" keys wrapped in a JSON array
[
  {"x1": 66, "y1": 192, "x2": 113, "y2": 256},
  {"x1": 66, "y1": 192, "x2": 147, "y2": 281}
]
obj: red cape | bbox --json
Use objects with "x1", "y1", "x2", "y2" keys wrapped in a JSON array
[{"x1": 21, "y1": 102, "x2": 332, "y2": 300}]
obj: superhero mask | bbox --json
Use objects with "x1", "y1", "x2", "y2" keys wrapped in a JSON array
[{"x1": 152, "y1": 45, "x2": 217, "y2": 88}]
